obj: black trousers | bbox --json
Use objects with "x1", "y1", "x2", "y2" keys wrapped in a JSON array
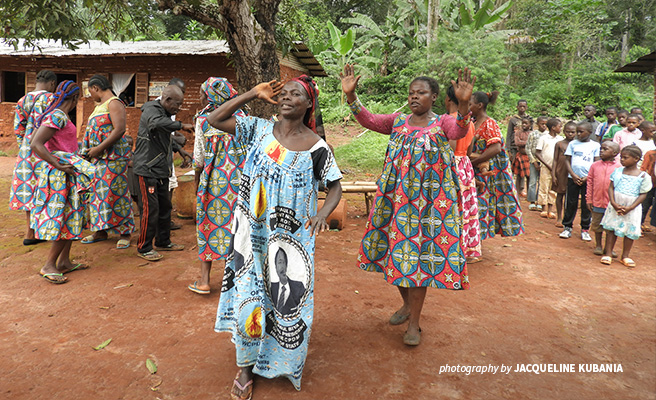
[
  {"x1": 562, "y1": 178, "x2": 591, "y2": 230},
  {"x1": 136, "y1": 175, "x2": 171, "y2": 253}
]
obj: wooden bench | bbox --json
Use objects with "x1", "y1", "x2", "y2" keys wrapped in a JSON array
[{"x1": 341, "y1": 181, "x2": 378, "y2": 214}]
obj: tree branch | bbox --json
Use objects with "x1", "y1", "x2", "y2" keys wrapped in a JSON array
[{"x1": 157, "y1": 0, "x2": 227, "y2": 31}]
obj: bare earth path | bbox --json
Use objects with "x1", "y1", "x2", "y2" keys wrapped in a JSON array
[{"x1": 0, "y1": 154, "x2": 654, "y2": 400}]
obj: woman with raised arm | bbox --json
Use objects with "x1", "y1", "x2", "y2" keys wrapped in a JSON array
[
  {"x1": 469, "y1": 91, "x2": 524, "y2": 245},
  {"x1": 207, "y1": 76, "x2": 342, "y2": 398},
  {"x1": 80, "y1": 75, "x2": 135, "y2": 249},
  {"x1": 341, "y1": 64, "x2": 475, "y2": 346}
]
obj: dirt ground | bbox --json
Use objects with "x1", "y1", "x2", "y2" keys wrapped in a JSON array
[{"x1": 1, "y1": 144, "x2": 655, "y2": 399}]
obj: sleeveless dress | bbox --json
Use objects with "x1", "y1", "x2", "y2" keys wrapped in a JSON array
[
  {"x1": 472, "y1": 118, "x2": 524, "y2": 239},
  {"x1": 215, "y1": 116, "x2": 342, "y2": 390},
  {"x1": 9, "y1": 90, "x2": 51, "y2": 211},
  {"x1": 31, "y1": 110, "x2": 96, "y2": 241},
  {"x1": 81, "y1": 97, "x2": 135, "y2": 235},
  {"x1": 195, "y1": 110, "x2": 247, "y2": 261},
  {"x1": 350, "y1": 99, "x2": 471, "y2": 290}
]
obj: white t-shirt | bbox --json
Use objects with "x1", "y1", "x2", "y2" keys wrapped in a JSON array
[
  {"x1": 565, "y1": 139, "x2": 600, "y2": 178},
  {"x1": 635, "y1": 139, "x2": 656, "y2": 168},
  {"x1": 536, "y1": 134, "x2": 563, "y2": 168}
]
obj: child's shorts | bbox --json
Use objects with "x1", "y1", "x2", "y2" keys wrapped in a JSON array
[{"x1": 591, "y1": 210, "x2": 606, "y2": 233}]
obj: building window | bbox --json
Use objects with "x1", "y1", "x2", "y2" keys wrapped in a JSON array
[
  {"x1": 2, "y1": 71, "x2": 26, "y2": 102},
  {"x1": 111, "y1": 73, "x2": 136, "y2": 107}
]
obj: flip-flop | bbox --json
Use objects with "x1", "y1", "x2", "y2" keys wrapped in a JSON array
[
  {"x1": 116, "y1": 239, "x2": 130, "y2": 249},
  {"x1": 137, "y1": 250, "x2": 163, "y2": 262},
  {"x1": 188, "y1": 281, "x2": 210, "y2": 295},
  {"x1": 61, "y1": 263, "x2": 89, "y2": 274},
  {"x1": 230, "y1": 372, "x2": 253, "y2": 400},
  {"x1": 620, "y1": 258, "x2": 636, "y2": 268},
  {"x1": 600, "y1": 256, "x2": 612, "y2": 265},
  {"x1": 40, "y1": 272, "x2": 68, "y2": 284},
  {"x1": 403, "y1": 328, "x2": 422, "y2": 346},
  {"x1": 81, "y1": 235, "x2": 108, "y2": 244}
]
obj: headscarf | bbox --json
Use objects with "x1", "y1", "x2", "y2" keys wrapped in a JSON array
[
  {"x1": 290, "y1": 75, "x2": 319, "y2": 133},
  {"x1": 197, "y1": 77, "x2": 240, "y2": 117}
]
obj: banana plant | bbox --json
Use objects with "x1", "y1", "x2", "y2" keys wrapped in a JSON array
[{"x1": 326, "y1": 20, "x2": 355, "y2": 105}]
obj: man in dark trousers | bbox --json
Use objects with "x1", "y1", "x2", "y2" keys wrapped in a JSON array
[{"x1": 133, "y1": 85, "x2": 193, "y2": 261}]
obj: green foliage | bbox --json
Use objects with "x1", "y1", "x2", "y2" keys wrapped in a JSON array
[{"x1": 333, "y1": 130, "x2": 389, "y2": 174}]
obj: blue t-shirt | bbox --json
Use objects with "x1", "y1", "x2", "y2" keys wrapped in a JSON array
[{"x1": 564, "y1": 139, "x2": 600, "y2": 178}]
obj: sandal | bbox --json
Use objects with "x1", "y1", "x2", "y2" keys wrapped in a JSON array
[
  {"x1": 230, "y1": 372, "x2": 253, "y2": 400},
  {"x1": 81, "y1": 235, "x2": 107, "y2": 244},
  {"x1": 155, "y1": 243, "x2": 184, "y2": 251},
  {"x1": 61, "y1": 263, "x2": 89, "y2": 274},
  {"x1": 600, "y1": 256, "x2": 612, "y2": 265},
  {"x1": 620, "y1": 258, "x2": 636, "y2": 268},
  {"x1": 41, "y1": 272, "x2": 68, "y2": 284},
  {"x1": 593, "y1": 248, "x2": 603, "y2": 256},
  {"x1": 188, "y1": 281, "x2": 210, "y2": 295},
  {"x1": 540, "y1": 211, "x2": 548, "y2": 218},
  {"x1": 548, "y1": 212, "x2": 557, "y2": 219},
  {"x1": 555, "y1": 222, "x2": 564, "y2": 228},
  {"x1": 403, "y1": 328, "x2": 422, "y2": 346},
  {"x1": 137, "y1": 250, "x2": 163, "y2": 262},
  {"x1": 116, "y1": 239, "x2": 130, "y2": 249},
  {"x1": 389, "y1": 310, "x2": 410, "y2": 325}
]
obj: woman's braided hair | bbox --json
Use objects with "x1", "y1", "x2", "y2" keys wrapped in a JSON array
[{"x1": 36, "y1": 80, "x2": 80, "y2": 127}]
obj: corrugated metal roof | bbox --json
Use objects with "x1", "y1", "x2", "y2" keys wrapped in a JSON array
[
  {"x1": 614, "y1": 50, "x2": 656, "y2": 74},
  {"x1": 0, "y1": 39, "x2": 231, "y2": 57}
]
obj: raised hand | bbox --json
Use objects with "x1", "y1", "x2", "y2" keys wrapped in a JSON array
[
  {"x1": 451, "y1": 67, "x2": 476, "y2": 105},
  {"x1": 340, "y1": 64, "x2": 361, "y2": 96},
  {"x1": 253, "y1": 80, "x2": 284, "y2": 104}
]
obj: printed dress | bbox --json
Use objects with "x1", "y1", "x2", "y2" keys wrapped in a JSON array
[
  {"x1": 9, "y1": 90, "x2": 51, "y2": 211},
  {"x1": 472, "y1": 118, "x2": 524, "y2": 240},
  {"x1": 215, "y1": 116, "x2": 342, "y2": 390},
  {"x1": 452, "y1": 115, "x2": 481, "y2": 258},
  {"x1": 351, "y1": 99, "x2": 471, "y2": 290},
  {"x1": 195, "y1": 111, "x2": 247, "y2": 261},
  {"x1": 80, "y1": 97, "x2": 135, "y2": 235},
  {"x1": 601, "y1": 168, "x2": 652, "y2": 240},
  {"x1": 31, "y1": 110, "x2": 96, "y2": 241}
]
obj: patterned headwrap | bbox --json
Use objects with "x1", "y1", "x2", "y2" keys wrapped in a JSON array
[
  {"x1": 36, "y1": 80, "x2": 80, "y2": 128},
  {"x1": 197, "y1": 77, "x2": 240, "y2": 117},
  {"x1": 290, "y1": 75, "x2": 319, "y2": 133}
]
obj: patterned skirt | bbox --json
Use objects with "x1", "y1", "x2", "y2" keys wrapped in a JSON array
[
  {"x1": 87, "y1": 159, "x2": 135, "y2": 234},
  {"x1": 9, "y1": 136, "x2": 43, "y2": 211},
  {"x1": 30, "y1": 153, "x2": 96, "y2": 241},
  {"x1": 456, "y1": 156, "x2": 481, "y2": 258},
  {"x1": 512, "y1": 152, "x2": 530, "y2": 178}
]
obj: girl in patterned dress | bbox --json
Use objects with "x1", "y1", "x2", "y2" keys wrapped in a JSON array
[
  {"x1": 9, "y1": 70, "x2": 57, "y2": 245},
  {"x1": 469, "y1": 91, "x2": 524, "y2": 244},
  {"x1": 188, "y1": 77, "x2": 247, "y2": 295},
  {"x1": 80, "y1": 75, "x2": 135, "y2": 249},
  {"x1": 445, "y1": 83, "x2": 482, "y2": 263},
  {"x1": 341, "y1": 64, "x2": 476, "y2": 347},
  {"x1": 207, "y1": 76, "x2": 342, "y2": 398},
  {"x1": 600, "y1": 145, "x2": 652, "y2": 267},
  {"x1": 30, "y1": 81, "x2": 96, "y2": 284}
]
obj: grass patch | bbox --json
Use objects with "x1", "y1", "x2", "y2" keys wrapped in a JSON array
[{"x1": 333, "y1": 131, "x2": 389, "y2": 175}]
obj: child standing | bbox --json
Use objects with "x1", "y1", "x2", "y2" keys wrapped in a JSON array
[
  {"x1": 526, "y1": 116, "x2": 549, "y2": 210},
  {"x1": 512, "y1": 117, "x2": 532, "y2": 197},
  {"x1": 634, "y1": 121, "x2": 656, "y2": 168},
  {"x1": 559, "y1": 121, "x2": 600, "y2": 240},
  {"x1": 551, "y1": 121, "x2": 577, "y2": 227},
  {"x1": 612, "y1": 114, "x2": 642, "y2": 151},
  {"x1": 593, "y1": 107, "x2": 618, "y2": 141},
  {"x1": 535, "y1": 118, "x2": 563, "y2": 219},
  {"x1": 639, "y1": 122, "x2": 656, "y2": 231},
  {"x1": 603, "y1": 109, "x2": 628, "y2": 141},
  {"x1": 586, "y1": 141, "x2": 621, "y2": 255},
  {"x1": 600, "y1": 145, "x2": 652, "y2": 267}
]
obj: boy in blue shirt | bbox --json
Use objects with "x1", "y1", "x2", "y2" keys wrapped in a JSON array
[{"x1": 559, "y1": 121, "x2": 601, "y2": 240}]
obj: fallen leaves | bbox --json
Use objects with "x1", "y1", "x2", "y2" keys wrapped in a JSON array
[
  {"x1": 92, "y1": 338, "x2": 112, "y2": 351},
  {"x1": 146, "y1": 358, "x2": 158, "y2": 374}
]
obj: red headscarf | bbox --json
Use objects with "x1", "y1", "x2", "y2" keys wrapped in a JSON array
[{"x1": 291, "y1": 75, "x2": 319, "y2": 133}]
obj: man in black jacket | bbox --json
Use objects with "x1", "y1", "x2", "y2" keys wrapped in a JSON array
[{"x1": 133, "y1": 85, "x2": 193, "y2": 261}]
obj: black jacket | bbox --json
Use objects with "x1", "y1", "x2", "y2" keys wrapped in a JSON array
[{"x1": 133, "y1": 100, "x2": 182, "y2": 179}]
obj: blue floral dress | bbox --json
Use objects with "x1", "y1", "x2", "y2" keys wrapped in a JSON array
[{"x1": 215, "y1": 116, "x2": 342, "y2": 390}]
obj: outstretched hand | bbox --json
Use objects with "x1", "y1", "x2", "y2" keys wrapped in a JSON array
[
  {"x1": 340, "y1": 64, "x2": 361, "y2": 96},
  {"x1": 305, "y1": 215, "x2": 329, "y2": 236},
  {"x1": 451, "y1": 68, "x2": 476, "y2": 105},
  {"x1": 254, "y1": 80, "x2": 284, "y2": 104}
]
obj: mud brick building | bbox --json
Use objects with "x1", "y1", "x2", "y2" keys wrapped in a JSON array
[{"x1": 0, "y1": 40, "x2": 325, "y2": 143}]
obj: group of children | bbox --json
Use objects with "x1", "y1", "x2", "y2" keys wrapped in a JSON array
[{"x1": 511, "y1": 105, "x2": 655, "y2": 267}]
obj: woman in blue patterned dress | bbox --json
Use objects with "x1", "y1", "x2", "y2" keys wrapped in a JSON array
[
  {"x1": 188, "y1": 77, "x2": 247, "y2": 295},
  {"x1": 341, "y1": 64, "x2": 476, "y2": 347},
  {"x1": 79, "y1": 75, "x2": 135, "y2": 249},
  {"x1": 30, "y1": 81, "x2": 96, "y2": 284},
  {"x1": 9, "y1": 70, "x2": 57, "y2": 245},
  {"x1": 207, "y1": 76, "x2": 342, "y2": 398}
]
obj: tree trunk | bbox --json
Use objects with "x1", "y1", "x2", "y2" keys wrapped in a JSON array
[
  {"x1": 427, "y1": 0, "x2": 439, "y2": 47},
  {"x1": 620, "y1": 9, "x2": 631, "y2": 64}
]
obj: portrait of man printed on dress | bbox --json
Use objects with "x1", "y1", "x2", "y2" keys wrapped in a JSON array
[
  {"x1": 268, "y1": 244, "x2": 307, "y2": 317},
  {"x1": 228, "y1": 209, "x2": 251, "y2": 273}
]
